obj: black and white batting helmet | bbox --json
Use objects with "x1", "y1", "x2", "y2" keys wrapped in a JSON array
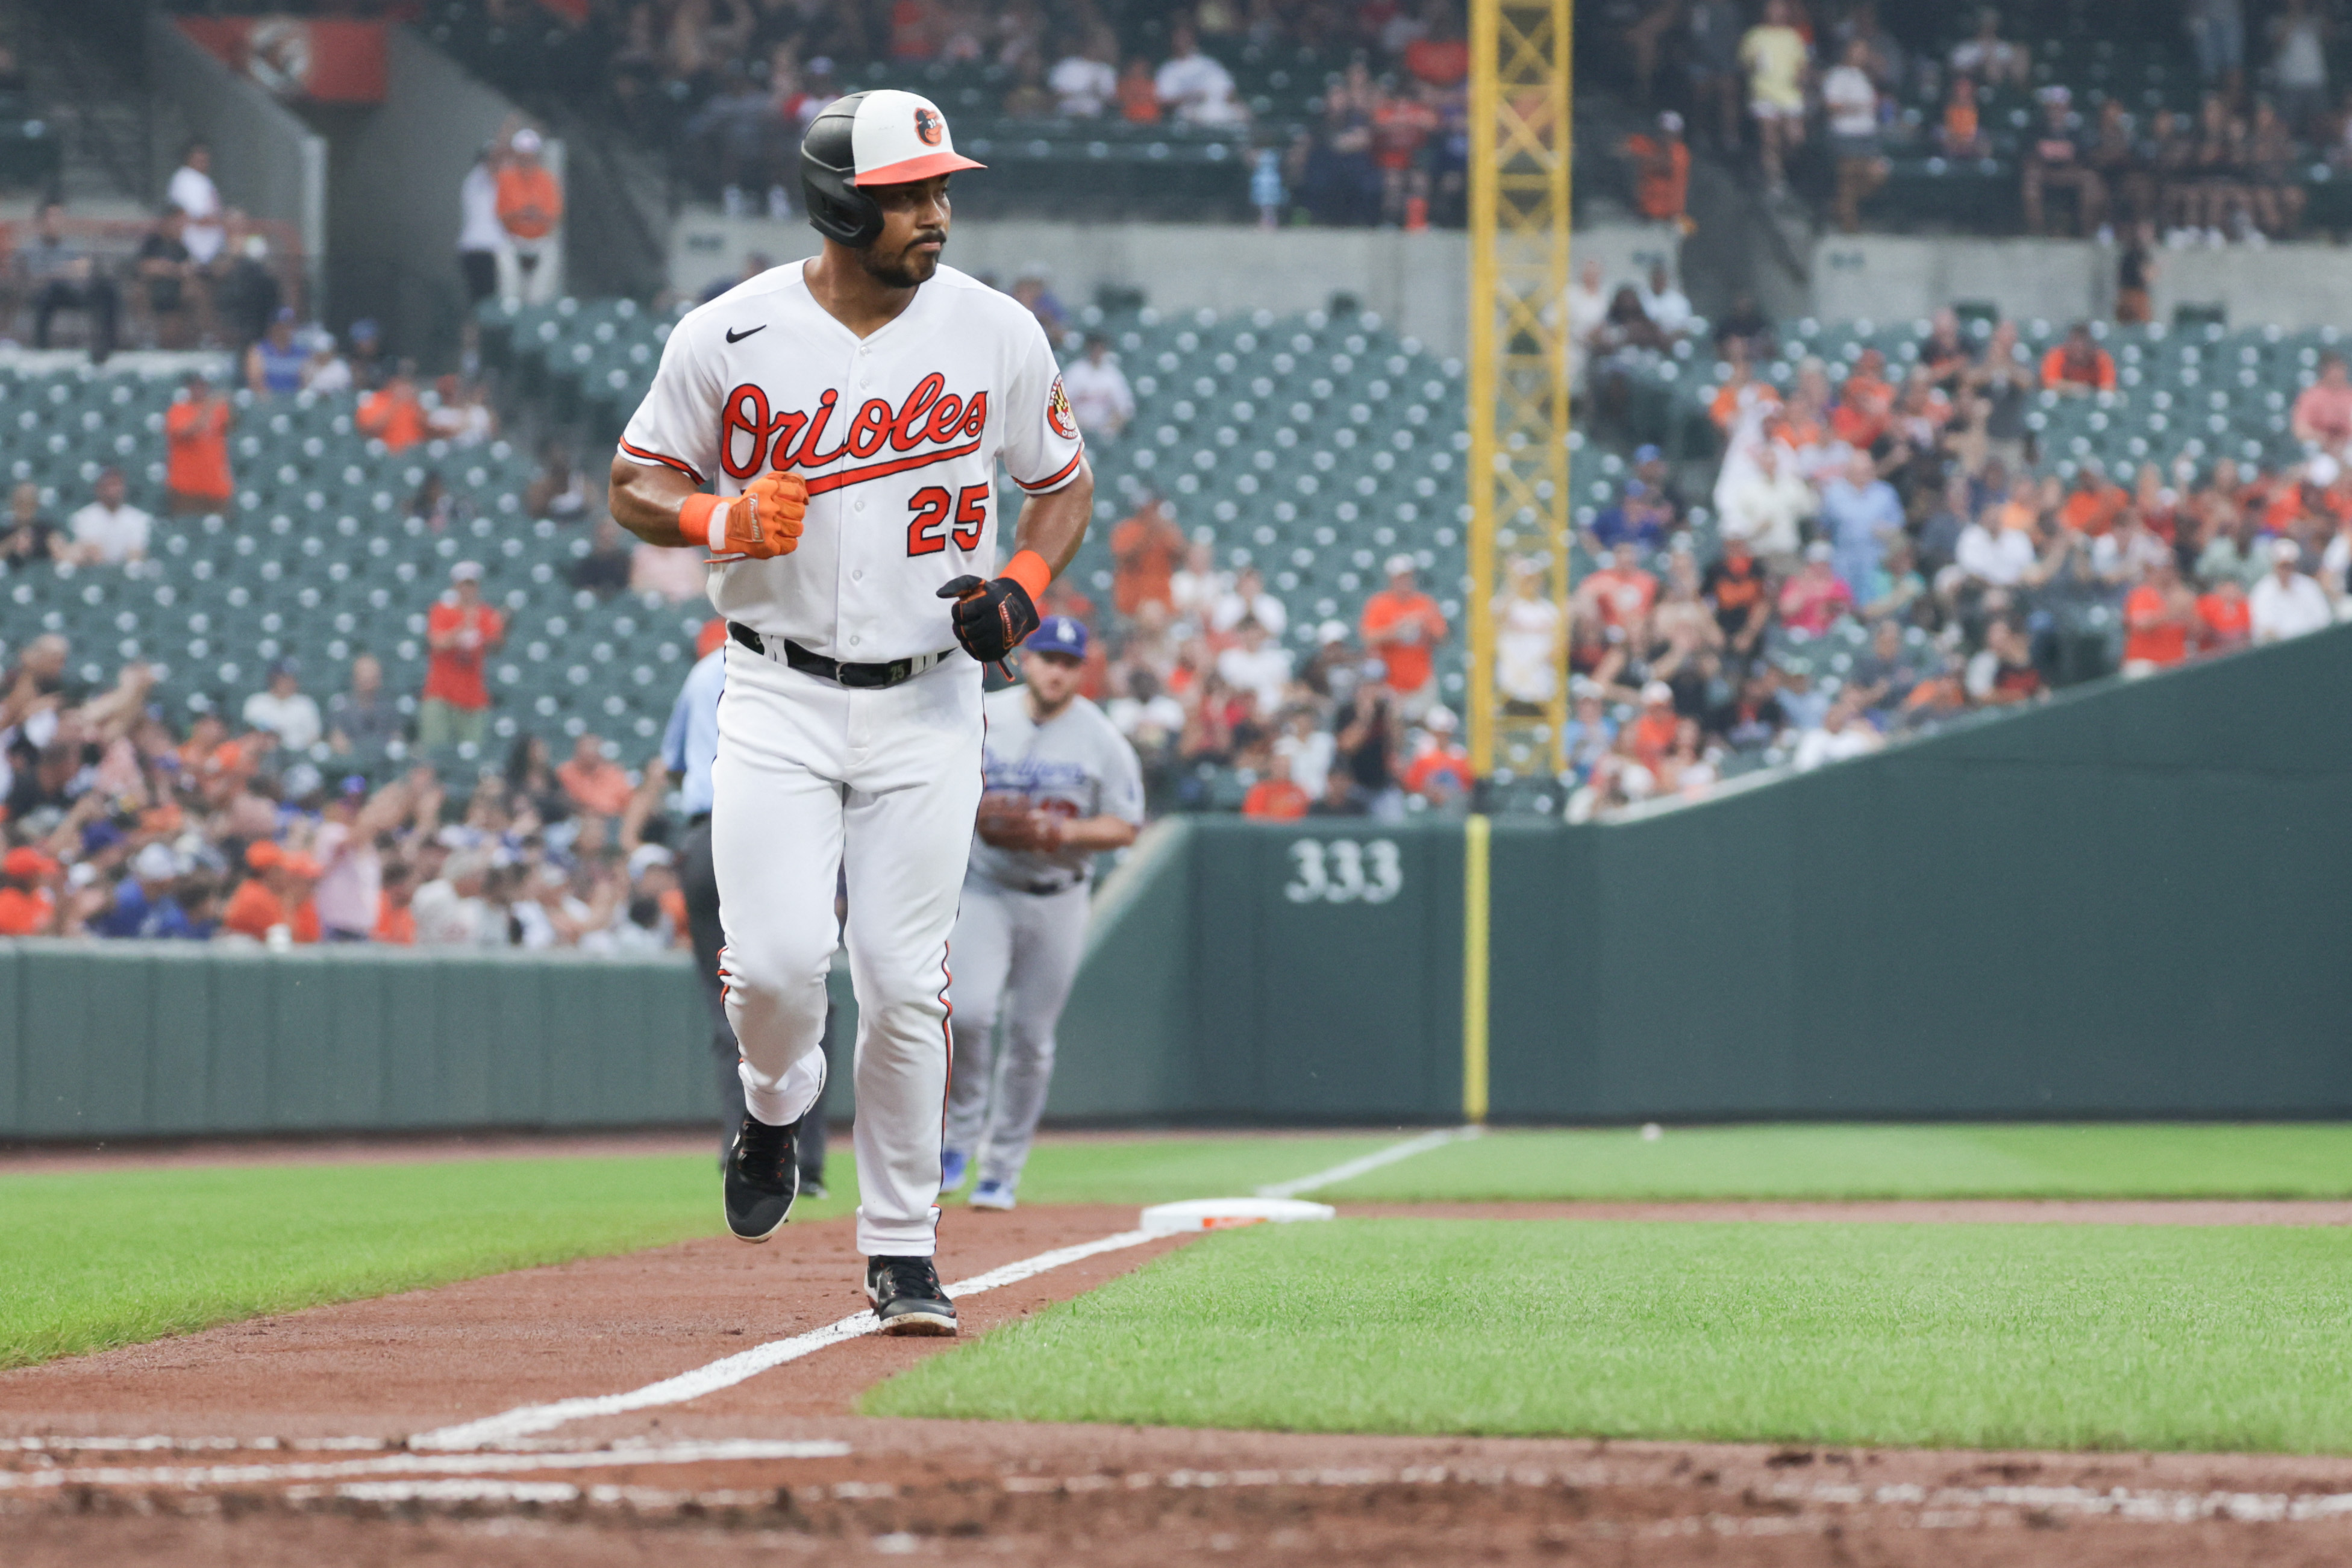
[{"x1": 800, "y1": 89, "x2": 985, "y2": 248}]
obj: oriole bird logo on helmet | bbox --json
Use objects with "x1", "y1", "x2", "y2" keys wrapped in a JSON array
[{"x1": 914, "y1": 107, "x2": 943, "y2": 146}]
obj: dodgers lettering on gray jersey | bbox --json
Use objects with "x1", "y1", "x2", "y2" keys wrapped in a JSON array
[{"x1": 968, "y1": 687, "x2": 1145, "y2": 891}]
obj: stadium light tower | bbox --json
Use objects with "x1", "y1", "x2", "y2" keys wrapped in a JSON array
[{"x1": 1464, "y1": 0, "x2": 1574, "y2": 786}]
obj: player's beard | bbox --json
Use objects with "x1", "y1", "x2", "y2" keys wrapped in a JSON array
[{"x1": 860, "y1": 230, "x2": 945, "y2": 290}]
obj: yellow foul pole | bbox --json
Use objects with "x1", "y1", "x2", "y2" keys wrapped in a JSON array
[{"x1": 1463, "y1": 0, "x2": 1572, "y2": 1122}]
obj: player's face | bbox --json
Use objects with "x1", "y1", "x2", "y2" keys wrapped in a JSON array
[
  {"x1": 859, "y1": 177, "x2": 952, "y2": 289},
  {"x1": 1022, "y1": 649, "x2": 1084, "y2": 705}
]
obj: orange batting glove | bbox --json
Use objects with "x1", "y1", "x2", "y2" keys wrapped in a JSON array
[{"x1": 682, "y1": 470, "x2": 807, "y2": 563}]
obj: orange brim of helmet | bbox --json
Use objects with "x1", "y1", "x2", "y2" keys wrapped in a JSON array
[{"x1": 854, "y1": 150, "x2": 987, "y2": 186}]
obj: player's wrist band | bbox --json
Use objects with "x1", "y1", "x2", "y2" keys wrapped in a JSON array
[
  {"x1": 679, "y1": 492, "x2": 727, "y2": 551},
  {"x1": 1002, "y1": 549, "x2": 1051, "y2": 601}
]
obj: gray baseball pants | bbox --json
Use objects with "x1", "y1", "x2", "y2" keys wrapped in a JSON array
[{"x1": 943, "y1": 876, "x2": 1089, "y2": 1188}]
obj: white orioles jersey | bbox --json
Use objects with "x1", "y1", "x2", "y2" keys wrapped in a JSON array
[{"x1": 618, "y1": 260, "x2": 1084, "y2": 663}]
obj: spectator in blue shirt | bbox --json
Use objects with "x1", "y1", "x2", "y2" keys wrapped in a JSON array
[
  {"x1": 95, "y1": 842, "x2": 198, "y2": 938},
  {"x1": 1817, "y1": 448, "x2": 1904, "y2": 600},
  {"x1": 1589, "y1": 479, "x2": 1672, "y2": 551}
]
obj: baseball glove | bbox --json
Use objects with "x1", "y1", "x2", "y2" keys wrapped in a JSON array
[
  {"x1": 975, "y1": 795, "x2": 1062, "y2": 852},
  {"x1": 938, "y1": 573, "x2": 1040, "y2": 664}
]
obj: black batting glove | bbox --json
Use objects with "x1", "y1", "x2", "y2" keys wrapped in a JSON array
[{"x1": 937, "y1": 573, "x2": 1041, "y2": 664}]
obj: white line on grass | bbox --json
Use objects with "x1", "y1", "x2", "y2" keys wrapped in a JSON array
[
  {"x1": 408, "y1": 1226, "x2": 1162, "y2": 1452},
  {"x1": 0, "y1": 1438, "x2": 846, "y2": 1492},
  {"x1": 1254, "y1": 1125, "x2": 1483, "y2": 1199}
]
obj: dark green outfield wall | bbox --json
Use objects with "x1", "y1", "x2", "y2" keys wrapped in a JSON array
[
  {"x1": 0, "y1": 946, "x2": 710, "y2": 1138},
  {"x1": 1052, "y1": 622, "x2": 2352, "y2": 1123},
  {"x1": 5, "y1": 625, "x2": 2348, "y2": 1139}
]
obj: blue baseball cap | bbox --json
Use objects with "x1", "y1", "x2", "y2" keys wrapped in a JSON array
[{"x1": 1027, "y1": 616, "x2": 1089, "y2": 660}]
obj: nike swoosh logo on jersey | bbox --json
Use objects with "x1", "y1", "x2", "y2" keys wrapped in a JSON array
[{"x1": 725, "y1": 325, "x2": 766, "y2": 343}]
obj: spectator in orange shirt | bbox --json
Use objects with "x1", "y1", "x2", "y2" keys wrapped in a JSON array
[
  {"x1": 1109, "y1": 493, "x2": 1186, "y2": 616},
  {"x1": 357, "y1": 362, "x2": 428, "y2": 452},
  {"x1": 1707, "y1": 353, "x2": 1783, "y2": 431},
  {"x1": 2291, "y1": 352, "x2": 2352, "y2": 455},
  {"x1": 1623, "y1": 681, "x2": 1682, "y2": 768},
  {"x1": 1828, "y1": 347, "x2": 1896, "y2": 448},
  {"x1": 220, "y1": 842, "x2": 321, "y2": 945},
  {"x1": 495, "y1": 127, "x2": 564, "y2": 304},
  {"x1": 2058, "y1": 458, "x2": 2128, "y2": 537},
  {"x1": 2041, "y1": 322, "x2": 2116, "y2": 395},
  {"x1": 1578, "y1": 543, "x2": 1660, "y2": 636},
  {"x1": 164, "y1": 371, "x2": 234, "y2": 514},
  {"x1": 0, "y1": 846, "x2": 61, "y2": 936},
  {"x1": 375, "y1": 859, "x2": 418, "y2": 945},
  {"x1": 557, "y1": 732, "x2": 635, "y2": 818},
  {"x1": 1940, "y1": 72, "x2": 1988, "y2": 157},
  {"x1": 2121, "y1": 556, "x2": 2196, "y2": 673},
  {"x1": 1619, "y1": 111, "x2": 1692, "y2": 228},
  {"x1": 2197, "y1": 574, "x2": 2253, "y2": 652},
  {"x1": 1240, "y1": 752, "x2": 1311, "y2": 819},
  {"x1": 1359, "y1": 555, "x2": 1448, "y2": 711},
  {"x1": 419, "y1": 561, "x2": 505, "y2": 749},
  {"x1": 1400, "y1": 707, "x2": 1475, "y2": 805},
  {"x1": 1403, "y1": 5, "x2": 1469, "y2": 86},
  {"x1": 1116, "y1": 57, "x2": 1160, "y2": 122}
]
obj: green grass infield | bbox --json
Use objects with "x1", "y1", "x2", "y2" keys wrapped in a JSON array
[
  {"x1": 0, "y1": 1133, "x2": 1395, "y2": 1370},
  {"x1": 865, "y1": 1216, "x2": 2352, "y2": 1453},
  {"x1": 0, "y1": 1154, "x2": 855, "y2": 1370},
  {"x1": 1321, "y1": 1123, "x2": 2352, "y2": 1202}
]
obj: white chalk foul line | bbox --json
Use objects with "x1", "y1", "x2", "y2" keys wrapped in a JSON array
[
  {"x1": 0, "y1": 1438, "x2": 845, "y2": 1493},
  {"x1": 1255, "y1": 1126, "x2": 1482, "y2": 1199},
  {"x1": 408, "y1": 1227, "x2": 1162, "y2": 1452}
]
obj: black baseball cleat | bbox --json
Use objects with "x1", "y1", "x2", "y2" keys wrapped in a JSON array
[
  {"x1": 722, "y1": 1114, "x2": 799, "y2": 1242},
  {"x1": 865, "y1": 1255, "x2": 958, "y2": 1336}
]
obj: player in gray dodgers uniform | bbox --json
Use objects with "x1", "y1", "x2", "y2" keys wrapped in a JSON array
[{"x1": 945, "y1": 615, "x2": 1142, "y2": 1210}]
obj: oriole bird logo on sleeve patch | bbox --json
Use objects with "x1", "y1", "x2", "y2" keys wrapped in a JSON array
[{"x1": 1045, "y1": 376, "x2": 1077, "y2": 440}]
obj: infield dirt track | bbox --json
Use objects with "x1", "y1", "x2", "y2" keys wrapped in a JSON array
[{"x1": 8, "y1": 1199, "x2": 2352, "y2": 1566}]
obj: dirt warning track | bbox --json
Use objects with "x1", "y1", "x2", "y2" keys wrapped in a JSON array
[{"x1": 10, "y1": 1201, "x2": 2352, "y2": 1566}]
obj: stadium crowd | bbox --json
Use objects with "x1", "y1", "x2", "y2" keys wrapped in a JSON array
[
  {"x1": 1615, "y1": 0, "x2": 2352, "y2": 242},
  {"x1": 1552, "y1": 258, "x2": 2352, "y2": 817},
  {"x1": 0, "y1": 621, "x2": 703, "y2": 949},
  {"x1": 448, "y1": 0, "x2": 1476, "y2": 228},
  {"x1": 1085, "y1": 499, "x2": 1473, "y2": 820}
]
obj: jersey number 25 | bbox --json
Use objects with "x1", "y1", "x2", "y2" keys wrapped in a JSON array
[{"x1": 907, "y1": 484, "x2": 990, "y2": 556}]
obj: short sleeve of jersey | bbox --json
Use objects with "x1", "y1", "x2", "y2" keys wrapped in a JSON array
[
  {"x1": 618, "y1": 321, "x2": 721, "y2": 489},
  {"x1": 1099, "y1": 719, "x2": 1146, "y2": 828},
  {"x1": 1001, "y1": 316, "x2": 1086, "y2": 496}
]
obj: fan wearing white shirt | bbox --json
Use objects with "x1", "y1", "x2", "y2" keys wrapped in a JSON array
[
  {"x1": 242, "y1": 662, "x2": 324, "y2": 752},
  {"x1": 1209, "y1": 565, "x2": 1289, "y2": 637},
  {"x1": 2250, "y1": 539, "x2": 2336, "y2": 642},
  {"x1": 1215, "y1": 618, "x2": 1293, "y2": 715},
  {"x1": 1049, "y1": 28, "x2": 1119, "y2": 117},
  {"x1": 1154, "y1": 25, "x2": 1247, "y2": 126},
  {"x1": 67, "y1": 469, "x2": 151, "y2": 566},
  {"x1": 1169, "y1": 539, "x2": 1230, "y2": 627},
  {"x1": 1634, "y1": 262, "x2": 1692, "y2": 337},
  {"x1": 167, "y1": 142, "x2": 226, "y2": 266},
  {"x1": 1061, "y1": 333, "x2": 1134, "y2": 437},
  {"x1": 1952, "y1": 514, "x2": 2038, "y2": 589}
]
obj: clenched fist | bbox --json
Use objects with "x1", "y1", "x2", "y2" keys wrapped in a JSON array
[{"x1": 692, "y1": 470, "x2": 807, "y2": 561}]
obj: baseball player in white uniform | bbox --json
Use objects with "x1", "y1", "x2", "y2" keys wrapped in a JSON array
[
  {"x1": 945, "y1": 616, "x2": 1143, "y2": 1211},
  {"x1": 608, "y1": 89, "x2": 1092, "y2": 1334}
]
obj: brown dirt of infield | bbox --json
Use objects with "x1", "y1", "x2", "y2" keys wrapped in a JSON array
[{"x1": 11, "y1": 1202, "x2": 2352, "y2": 1566}]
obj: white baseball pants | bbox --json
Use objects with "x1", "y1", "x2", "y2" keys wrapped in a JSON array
[
  {"x1": 711, "y1": 644, "x2": 983, "y2": 1258},
  {"x1": 943, "y1": 876, "x2": 1090, "y2": 1190}
]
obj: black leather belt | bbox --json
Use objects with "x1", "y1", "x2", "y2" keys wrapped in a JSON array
[{"x1": 729, "y1": 622, "x2": 954, "y2": 690}]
